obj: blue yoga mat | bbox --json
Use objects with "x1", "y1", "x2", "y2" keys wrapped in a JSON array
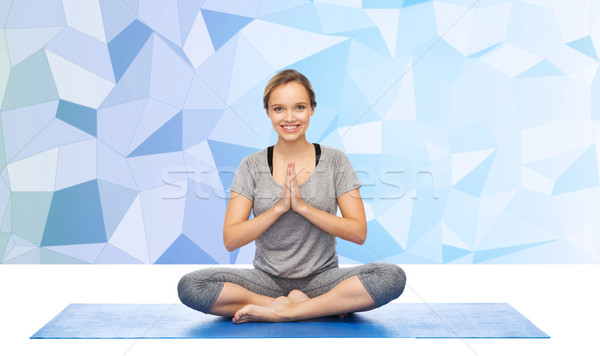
[{"x1": 31, "y1": 303, "x2": 549, "y2": 339}]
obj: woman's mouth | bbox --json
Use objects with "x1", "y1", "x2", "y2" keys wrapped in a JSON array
[{"x1": 281, "y1": 125, "x2": 300, "y2": 133}]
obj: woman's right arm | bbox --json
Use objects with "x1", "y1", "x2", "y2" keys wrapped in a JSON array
[{"x1": 222, "y1": 191, "x2": 289, "y2": 252}]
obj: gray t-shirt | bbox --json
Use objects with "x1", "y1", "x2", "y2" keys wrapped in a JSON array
[{"x1": 229, "y1": 145, "x2": 362, "y2": 278}]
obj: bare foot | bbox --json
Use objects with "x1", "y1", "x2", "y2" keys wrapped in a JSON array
[
  {"x1": 287, "y1": 289, "x2": 309, "y2": 303},
  {"x1": 233, "y1": 296, "x2": 295, "y2": 324},
  {"x1": 288, "y1": 289, "x2": 348, "y2": 319}
]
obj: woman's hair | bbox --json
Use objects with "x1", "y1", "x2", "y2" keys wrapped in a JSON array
[{"x1": 263, "y1": 69, "x2": 317, "y2": 111}]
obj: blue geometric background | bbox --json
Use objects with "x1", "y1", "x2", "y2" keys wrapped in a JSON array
[{"x1": 1, "y1": 0, "x2": 599, "y2": 264}]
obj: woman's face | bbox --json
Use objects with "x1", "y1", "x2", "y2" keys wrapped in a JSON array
[{"x1": 267, "y1": 81, "x2": 314, "y2": 142}]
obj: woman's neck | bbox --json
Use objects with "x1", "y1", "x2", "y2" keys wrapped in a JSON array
[{"x1": 274, "y1": 138, "x2": 312, "y2": 159}]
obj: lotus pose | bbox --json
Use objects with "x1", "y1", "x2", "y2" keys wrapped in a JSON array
[{"x1": 178, "y1": 69, "x2": 406, "y2": 323}]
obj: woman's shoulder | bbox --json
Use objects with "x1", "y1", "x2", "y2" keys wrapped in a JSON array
[
  {"x1": 240, "y1": 147, "x2": 268, "y2": 164},
  {"x1": 318, "y1": 144, "x2": 348, "y2": 160}
]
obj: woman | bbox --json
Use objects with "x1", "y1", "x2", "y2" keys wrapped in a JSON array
[{"x1": 178, "y1": 69, "x2": 406, "y2": 324}]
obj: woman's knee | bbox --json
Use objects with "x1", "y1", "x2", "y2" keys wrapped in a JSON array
[
  {"x1": 177, "y1": 272, "x2": 198, "y2": 307},
  {"x1": 177, "y1": 271, "x2": 224, "y2": 314},
  {"x1": 177, "y1": 273, "x2": 195, "y2": 303},
  {"x1": 384, "y1": 263, "x2": 406, "y2": 298},
  {"x1": 368, "y1": 262, "x2": 407, "y2": 305}
]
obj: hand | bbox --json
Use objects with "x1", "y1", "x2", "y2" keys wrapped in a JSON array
[
  {"x1": 288, "y1": 162, "x2": 305, "y2": 212},
  {"x1": 276, "y1": 168, "x2": 291, "y2": 214}
]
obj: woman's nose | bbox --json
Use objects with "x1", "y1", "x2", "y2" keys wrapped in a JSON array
[{"x1": 283, "y1": 111, "x2": 295, "y2": 122}]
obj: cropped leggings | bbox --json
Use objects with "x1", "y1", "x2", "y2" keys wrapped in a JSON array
[{"x1": 177, "y1": 262, "x2": 406, "y2": 314}]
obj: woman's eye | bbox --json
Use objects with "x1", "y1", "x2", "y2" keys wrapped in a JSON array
[
  {"x1": 296, "y1": 105, "x2": 305, "y2": 110},
  {"x1": 274, "y1": 107, "x2": 282, "y2": 112}
]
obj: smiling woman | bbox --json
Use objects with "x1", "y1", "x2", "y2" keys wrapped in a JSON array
[
  {"x1": 177, "y1": 69, "x2": 406, "y2": 324},
  {"x1": 268, "y1": 81, "x2": 313, "y2": 143}
]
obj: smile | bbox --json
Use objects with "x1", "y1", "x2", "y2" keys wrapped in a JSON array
[{"x1": 281, "y1": 125, "x2": 300, "y2": 133}]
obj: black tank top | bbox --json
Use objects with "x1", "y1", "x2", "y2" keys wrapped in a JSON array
[{"x1": 267, "y1": 143, "x2": 321, "y2": 176}]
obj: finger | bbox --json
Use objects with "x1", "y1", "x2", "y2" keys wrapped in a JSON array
[{"x1": 285, "y1": 163, "x2": 291, "y2": 187}]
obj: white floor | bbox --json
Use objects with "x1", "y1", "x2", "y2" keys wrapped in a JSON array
[{"x1": 1, "y1": 264, "x2": 598, "y2": 356}]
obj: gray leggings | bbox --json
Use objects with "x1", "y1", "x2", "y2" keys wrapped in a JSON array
[{"x1": 178, "y1": 262, "x2": 406, "y2": 314}]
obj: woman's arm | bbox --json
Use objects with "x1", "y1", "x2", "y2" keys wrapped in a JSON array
[
  {"x1": 294, "y1": 188, "x2": 367, "y2": 245},
  {"x1": 222, "y1": 191, "x2": 290, "y2": 252},
  {"x1": 223, "y1": 170, "x2": 296, "y2": 252},
  {"x1": 286, "y1": 162, "x2": 367, "y2": 244}
]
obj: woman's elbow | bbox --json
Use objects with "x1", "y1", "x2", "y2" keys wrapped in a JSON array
[
  {"x1": 223, "y1": 239, "x2": 237, "y2": 252},
  {"x1": 357, "y1": 234, "x2": 367, "y2": 245},
  {"x1": 355, "y1": 225, "x2": 367, "y2": 245},
  {"x1": 222, "y1": 230, "x2": 236, "y2": 252},
  {"x1": 225, "y1": 244, "x2": 236, "y2": 253}
]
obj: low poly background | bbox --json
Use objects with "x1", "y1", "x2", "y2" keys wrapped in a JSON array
[{"x1": 1, "y1": 0, "x2": 599, "y2": 264}]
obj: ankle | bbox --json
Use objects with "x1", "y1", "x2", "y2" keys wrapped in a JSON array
[{"x1": 279, "y1": 300, "x2": 301, "y2": 321}]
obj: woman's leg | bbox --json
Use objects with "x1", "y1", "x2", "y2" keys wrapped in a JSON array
[
  {"x1": 208, "y1": 282, "x2": 276, "y2": 317},
  {"x1": 177, "y1": 267, "x2": 287, "y2": 317},
  {"x1": 232, "y1": 262, "x2": 406, "y2": 323},
  {"x1": 232, "y1": 275, "x2": 376, "y2": 323}
]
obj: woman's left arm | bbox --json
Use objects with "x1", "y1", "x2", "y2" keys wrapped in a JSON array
[
  {"x1": 285, "y1": 161, "x2": 366, "y2": 245},
  {"x1": 295, "y1": 188, "x2": 367, "y2": 245}
]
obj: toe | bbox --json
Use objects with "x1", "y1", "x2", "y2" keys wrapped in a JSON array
[{"x1": 233, "y1": 308, "x2": 244, "y2": 322}]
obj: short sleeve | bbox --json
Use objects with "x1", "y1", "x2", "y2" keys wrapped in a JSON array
[
  {"x1": 334, "y1": 151, "x2": 362, "y2": 198},
  {"x1": 229, "y1": 156, "x2": 254, "y2": 201}
]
